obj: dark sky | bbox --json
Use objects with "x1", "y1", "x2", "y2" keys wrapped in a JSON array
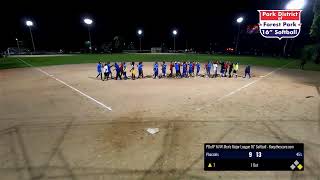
[{"x1": 0, "y1": 0, "x2": 315, "y2": 52}]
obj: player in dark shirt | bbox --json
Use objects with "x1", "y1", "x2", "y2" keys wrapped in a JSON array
[
  {"x1": 220, "y1": 61, "x2": 225, "y2": 77},
  {"x1": 244, "y1": 65, "x2": 251, "y2": 78},
  {"x1": 228, "y1": 63, "x2": 233, "y2": 78},
  {"x1": 169, "y1": 62, "x2": 174, "y2": 77}
]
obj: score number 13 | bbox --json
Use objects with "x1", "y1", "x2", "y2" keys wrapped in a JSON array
[{"x1": 249, "y1": 152, "x2": 262, "y2": 158}]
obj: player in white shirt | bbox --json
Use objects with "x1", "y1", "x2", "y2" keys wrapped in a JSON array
[
  {"x1": 103, "y1": 63, "x2": 109, "y2": 81},
  {"x1": 213, "y1": 61, "x2": 218, "y2": 78}
]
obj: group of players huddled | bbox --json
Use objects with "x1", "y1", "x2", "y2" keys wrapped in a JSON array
[{"x1": 96, "y1": 61, "x2": 251, "y2": 81}]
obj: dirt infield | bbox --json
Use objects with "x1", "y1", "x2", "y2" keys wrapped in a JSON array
[{"x1": 0, "y1": 62, "x2": 319, "y2": 180}]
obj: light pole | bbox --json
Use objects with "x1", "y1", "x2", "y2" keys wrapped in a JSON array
[
  {"x1": 283, "y1": 0, "x2": 305, "y2": 57},
  {"x1": 235, "y1": 17, "x2": 244, "y2": 54},
  {"x1": 137, "y1": 29, "x2": 143, "y2": 51},
  {"x1": 25, "y1": 20, "x2": 35, "y2": 53},
  {"x1": 83, "y1": 18, "x2": 93, "y2": 53},
  {"x1": 15, "y1": 38, "x2": 20, "y2": 55},
  {"x1": 172, "y1": 29, "x2": 178, "y2": 52}
]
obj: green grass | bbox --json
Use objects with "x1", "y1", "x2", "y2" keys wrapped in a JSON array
[{"x1": 1, "y1": 54, "x2": 320, "y2": 71}]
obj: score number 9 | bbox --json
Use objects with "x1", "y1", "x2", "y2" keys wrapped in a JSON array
[{"x1": 249, "y1": 152, "x2": 262, "y2": 158}]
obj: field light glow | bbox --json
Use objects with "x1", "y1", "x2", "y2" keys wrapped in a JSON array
[
  {"x1": 137, "y1": 29, "x2": 143, "y2": 35},
  {"x1": 237, "y1": 17, "x2": 244, "y2": 23},
  {"x1": 286, "y1": 0, "x2": 305, "y2": 9},
  {"x1": 173, "y1": 30, "x2": 178, "y2": 35},
  {"x1": 26, "y1": 20, "x2": 33, "y2": 26},
  {"x1": 84, "y1": 18, "x2": 93, "y2": 25}
]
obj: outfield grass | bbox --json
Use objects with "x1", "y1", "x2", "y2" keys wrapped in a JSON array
[{"x1": 1, "y1": 53, "x2": 319, "y2": 71}]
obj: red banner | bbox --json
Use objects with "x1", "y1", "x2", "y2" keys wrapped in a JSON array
[{"x1": 259, "y1": 10, "x2": 301, "y2": 20}]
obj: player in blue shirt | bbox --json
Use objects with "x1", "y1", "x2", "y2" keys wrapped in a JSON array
[
  {"x1": 162, "y1": 61, "x2": 167, "y2": 78},
  {"x1": 175, "y1": 62, "x2": 180, "y2": 78},
  {"x1": 96, "y1": 62, "x2": 102, "y2": 80},
  {"x1": 107, "y1": 62, "x2": 113, "y2": 79},
  {"x1": 153, "y1": 62, "x2": 159, "y2": 79},
  {"x1": 182, "y1": 62, "x2": 187, "y2": 78},
  {"x1": 196, "y1": 62, "x2": 201, "y2": 76},
  {"x1": 137, "y1": 62, "x2": 144, "y2": 79},
  {"x1": 114, "y1": 62, "x2": 122, "y2": 80},
  {"x1": 207, "y1": 61, "x2": 212, "y2": 77},
  {"x1": 188, "y1": 62, "x2": 193, "y2": 77}
]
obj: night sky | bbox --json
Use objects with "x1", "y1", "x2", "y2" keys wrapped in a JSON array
[{"x1": 0, "y1": 0, "x2": 315, "y2": 53}]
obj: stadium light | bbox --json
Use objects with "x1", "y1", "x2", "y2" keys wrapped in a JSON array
[
  {"x1": 172, "y1": 30, "x2": 178, "y2": 36},
  {"x1": 83, "y1": 18, "x2": 93, "y2": 53},
  {"x1": 26, "y1": 20, "x2": 33, "y2": 27},
  {"x1": 283, "y1": 0, "x2": 305, "y2": 56},
  {"x1": 137, "y1": 29, "x2": 143, "y2": 51},
  {"x1": 25, "y1": 20, "x2": 36, "y2": 53},
  {"x1": 83, "y1": 18, "x2": 93, "y2": 25},
  {"x1": 286, "y1": 0, "x2": 306, "y2": 9},
  {"x1": 236, "y1": 17, "x2": 244, "y2": 23},
  {"x1": 172, "y1": 29, "x2": 178, "y2": 52},
  {"x1": 235, "y1": 17, "x2": 244, "y2": 54}
]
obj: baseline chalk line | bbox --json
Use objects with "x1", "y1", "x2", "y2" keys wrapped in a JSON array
[
  {"x1": 217, "y1": 61, "x2": 295, "y2": 102},
  {"x1": 18, "y1": 58, "x2": 112, "y2": 111}
]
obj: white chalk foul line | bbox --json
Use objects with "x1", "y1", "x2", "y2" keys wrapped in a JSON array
[
  {"x1": 217, "y1": 61, "x2": 295, "y2": 102},
  {"x1": 18, "y1": 58, "x2": 112, "y2": 111},
  {"x1": 217, "y1": 79, "x2": 258, "y2": 101}
]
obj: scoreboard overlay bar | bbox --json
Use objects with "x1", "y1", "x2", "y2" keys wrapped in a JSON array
[{"x1": 204, "y1": 143, "x2": 304, "y2": 171}]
